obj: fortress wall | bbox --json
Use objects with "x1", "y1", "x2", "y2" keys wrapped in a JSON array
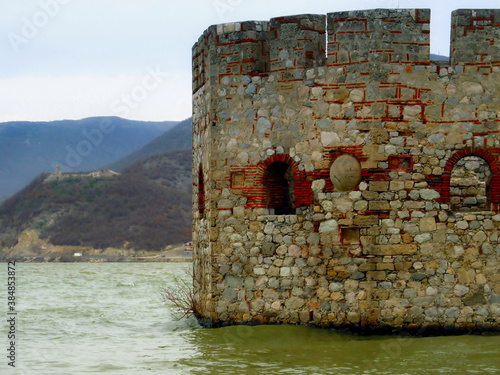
[
  {"x1": 269, "y1": 15, "x2": 326, "y2": 76},
  {"x1": 192, "y1": 9, "x2": 500, "y2": 332},
  {"x1": 451, "y1": 9, "x2": 500, "y2": 66},
  {"x1": 327, "y1": 9, "x2": 430, "y2": 67}
]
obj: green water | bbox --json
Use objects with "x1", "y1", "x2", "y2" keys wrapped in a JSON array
[{"x1": 1, "y1": 263, "x2": 498, "y2": 374}]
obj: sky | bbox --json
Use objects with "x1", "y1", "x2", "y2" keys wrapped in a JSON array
[{"x1": 0, "y1": 0, "x2": 498, "y2": 123}]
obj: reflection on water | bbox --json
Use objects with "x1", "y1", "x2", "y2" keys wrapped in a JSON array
[
  {"x1": 181, "y1": 325, "x2": 500, "y2": 375},
  {"x1": 2, "y1": 263, "x2": 499, "y2": 375}
]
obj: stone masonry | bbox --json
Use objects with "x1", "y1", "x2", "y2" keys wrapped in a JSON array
[{"x1": 192, "y1": 9, "x2": 500, "y2": 333}]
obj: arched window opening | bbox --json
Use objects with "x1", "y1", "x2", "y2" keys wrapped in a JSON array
[
  {"x1": 264, "y1": 161, "x2": 295, "y2": 215},
  {"x1": 198, "y1": 166, "x2": 205, "y2": 216},
  {"x1": 450, "y1": 156, "x2": 491, "y2": 211}
]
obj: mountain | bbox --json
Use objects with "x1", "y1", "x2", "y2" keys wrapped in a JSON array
[
  {"x1": 0, "y1": 149, "x2": 192, "y2": 253},
  {"x1": 107, "y1": 117, "x2": 192, "y2": 171},
  {"x1": 0, "y1": 117, "x2": 178, "y2": 199},
  {"x1": 431, "y1": 54, "x2": 449, "y2": 61},
  {"x1": 122, "y1": 148, "x2": 192, "y2": 193}
]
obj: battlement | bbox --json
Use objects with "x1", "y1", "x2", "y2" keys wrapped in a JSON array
[
  {"x1": 327, "y1": 9, "x2": 429, "y2": 66},
  {"x1": 451, "y1": 9, "x2": 500, "y2": 65},
  {"x1": 193, "y1": 8, "x2": 500, "y2": 93}
]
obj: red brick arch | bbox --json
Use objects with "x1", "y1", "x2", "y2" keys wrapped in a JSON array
[
  {"x1": 440, "y1": 147, "x2": 500, "y2": 203},
  {"x1": 246, "y1": 154, "x2": 313, "y2": 209}
]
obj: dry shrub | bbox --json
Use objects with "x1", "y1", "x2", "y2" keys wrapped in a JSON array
[{"x1": 160, "y1": 274, "x2": 200, "y2": 320}]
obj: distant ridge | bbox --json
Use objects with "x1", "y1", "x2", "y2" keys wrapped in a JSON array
[
  {"x1": 122, "y1": 149, "x2": 192, "y2": 193},
  {"x1": 107, "y1": 117, "x2": 192, "y2": 171},
  {"x1": 0, "y1": 117, "x2": 178, "y2": 198},
  {"x1": 0, "y1": 149, "x2": 192, "y2": 252},
  {"x1": 430, "y1": 54, "x2": 449, "y2": 61}
]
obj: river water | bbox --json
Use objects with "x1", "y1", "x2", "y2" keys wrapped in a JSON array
[{"x1": 1, "y1": 262, "x2": 499, "y2": 374}]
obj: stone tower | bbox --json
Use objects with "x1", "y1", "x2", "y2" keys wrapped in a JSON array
[{"x1": 192, "y1": 9, "x2": 500, "y2": 333}]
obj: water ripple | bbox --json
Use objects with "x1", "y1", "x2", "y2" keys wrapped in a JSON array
[{"x1": 5, "y1": 263, "x2": 499, "y2": 375}]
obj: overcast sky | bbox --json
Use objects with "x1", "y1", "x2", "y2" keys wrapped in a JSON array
[{"x1": 0, "y1": 0, "x2": 498, "y2": 123}]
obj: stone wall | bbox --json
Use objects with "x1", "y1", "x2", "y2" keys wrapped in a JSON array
[{"x1": 192, "y1": 9, "x2": 500, "y2": 333}]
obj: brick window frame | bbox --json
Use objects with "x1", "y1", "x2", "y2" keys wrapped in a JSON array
[
  {"x1": 439, "y1": 147, "x2": 500, "y2": 205},
  {"x1": 246, "y1": 154, "x2": 313, "y2": 210}
]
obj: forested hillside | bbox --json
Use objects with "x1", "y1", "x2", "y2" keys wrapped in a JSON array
[{"x1": 0, "y1": 149, "x2": 192, "y2": 252}]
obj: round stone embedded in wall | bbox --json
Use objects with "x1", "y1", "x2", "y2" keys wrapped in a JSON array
[{"x1": 330, "y1": 154, "x2": 362, "y2": 192}]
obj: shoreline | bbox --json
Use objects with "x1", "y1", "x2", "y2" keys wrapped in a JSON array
[{"x1": 0, "y1": 255, "x2": 192, "y2": 263}]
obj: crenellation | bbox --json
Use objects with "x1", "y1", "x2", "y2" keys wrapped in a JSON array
[
  {"x1": 451, "y1": 9, "x2": 500, "y2": 66},
  {"x1": 327, "y1": 9, "x2": 430, "y2": 68},
  {"x1": 192, "y1": 8, "x2": 500, "y2": 97},
  {"x1": 192, "y1": 8, "x2": 500, "y2": 334},
  {"x1": 269, "y1": 15, "x2": 326, "y2": 76}
]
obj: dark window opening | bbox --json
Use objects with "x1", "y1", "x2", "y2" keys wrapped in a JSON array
[
  {"x1": 264, "y1": 161, "x2": 295, "y2": 215},
  {"x1": 341, "y1": 227, "x2": 360, "y2": 245},
  {"x1": 198, "y1": 166, "x2": 205, "y2": 215},
  {"x1": 389, "y1": 155, "x2": 413, "y2": 172},
  {"x1": 450, "y1": 156, "x2": 492, "y2": 211}
]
